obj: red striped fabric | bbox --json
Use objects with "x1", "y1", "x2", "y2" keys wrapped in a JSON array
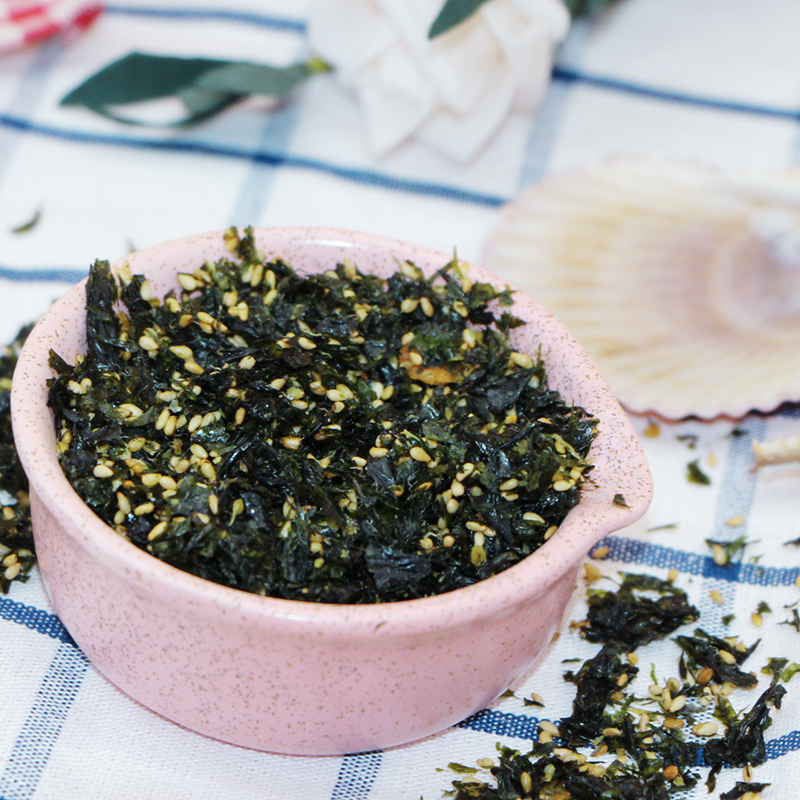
[{"x1": 0, "y1": 0, "x2": 103, "y2": 53}]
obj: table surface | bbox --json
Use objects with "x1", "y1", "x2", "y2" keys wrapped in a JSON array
[{"x1": 2, "y1": 1, "x2": 800, "y2": 798}]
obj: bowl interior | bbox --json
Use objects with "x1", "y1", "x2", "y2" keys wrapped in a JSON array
[{"x1": 12, "y1": 227, "x2": 652, "y2": 629}]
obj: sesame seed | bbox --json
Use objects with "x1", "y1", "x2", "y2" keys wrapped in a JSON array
[
  {"x1": 669, "y1": 695, "x2": 686, "y2": 713},
  {"x1": 199, "y1": 460, "x2": 217, "y2": 481},
  {"x1": 138, "y1": 335, "x2": 158, "y2": 351},
  {"x1": 147, "y1": 521, "x2": 168, "y2": 541},
  {"x1": 238, "y1": 355, "x2": 256, "y2": 369},
  {"x1": 751, "y1": 613, "x2": 763, "y2": 627},
  {"x1": 93, "y1": 464, "x2": 114, "y2": 478},
  {"x1": 369, "y1": 447, "x2": 389, "y2": 458},
  {"x1": 499, "y1": 478, "x2": 518, "y2": 492},
  {"x1": 663, "y1": 717, "x2": 684, "y2": 730},
  {"x1": 408, "y1": 350, "x2": 423, "y2": 366},
  {"x1": 298, "y1": 337, "x2": 316, "y2": 350},
  {"x1": 184, "y1": 361, "x2": 204, "y2": 375},
  {"x1": 159, "y1": 476, "x2": 177, "y2": 491},
  {"x1": 452, "y1": 300, "x2": 468, "y2": 317},
  {"x1": 584, "y1": 563, "x2": 602, "y2": 583},
  {"x1": 539, "y1": 720, "x2": 559, "y2": 735},
  {"x1": 718, "y1": 649, "x2": 736, "y2": 664},
  {"x1": 419, "y1": 297, "x2": 434, "y2": 317},
  {"x1": 327, "y1": 389, "x2": 346, "y2": 402},
  {"x1": 692, "y1": 722, "x2": 719, "y2": 737},
  {"x1": 409, "y1": 446, "x2": 431, "y2": 463},
  {"x1": 163, "y1": 415, "x2": 177, "y2": 436},
  {"x1": 281, "y1": 436, "x2": 302, "y2": 450},
  {"x1": 134, "y1": 502, "x2": 155, "y2": 516},
  {"x1": 178, "y1": 274, "x2": 199, "y2": 292},
  {"x1": 446, "y1": 498, "x2": 459, "y2": 514},
  {"x1": 208, "y1": 494, "x2": 219, "y2": 514},
  {"x1": 235, "y1": 407, "x2": 246, "y2": 425},
  {"x1": 710, "y1": 589, "x2": 724, "y2": 604},
  {"x1": 141, "y1": 473, "x2": 162, "y2": 487},
  {"x1": 712, "y1": 544, "x2": 727, "y2": 565},
  {"x1": 400, "y1": 298, "x2": 418, "y2": 313},
  {"x1": 4, "y1": 563, "x2": 21, "y2": 580},
  {"x1": 509, "y1": 351, "x2": 533, "y2": 368},
  {"x1": 520, "y1": 772, "x2": 532, "y2": 795},
  {"x1": 116, "y1": 492, "x2": 131, "y2": 514},
  {"x1": 668, "y1": 567, "x2": 679, "y2": 582},
  {"x1": 401, "y1": 331, "x2": 415, "y2": 345},
  {"x1": 118, "y1": 403, "x2": 143, "y2": 419},
  {"x1": 553, "y1": 479, "x2": 573, "y2": 492},
  {"x1": 727, "y1": 515, "x2": 745, "y2": 527},
  {"x1": 442, "y1": 535, "x2": 455, "y2": 547},
  {"x1": 544, "y1": 526, "x2": 557, "y2": 540},
  {"x1": 523, "y1": 512, "x2": 544, "y2": 523},
  {"x1": 697, "y1": 667, "x2": 714, "y2": 685},
  {"x1": 592, "y1": 545, "x2": 610, "y2": 559}
]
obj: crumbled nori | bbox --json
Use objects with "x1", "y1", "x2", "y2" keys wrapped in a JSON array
[
  {"x1": 48, "y1": 227, "x2": 597, "y2": 604},
  {"x1": 686, "y1": 459, "x2": 710, "y2": 485},
  {"x1": 0, "y1": 325, "x2": 35, "y2": 593},
  {"x1": 447, "y1": 571, "x2": 791, "y2": 800},
  {"x1": 674, "y1": 629, "x2": 759, "y2": 689},
  {"x1": 719, "y1": 782, "x2": 771, "y2": 800},
  {"x1": 582, "y1": 572, "x2": 700, "y2": 649},
  {"x1": 704, "y1": 683, "x2": 786, "y2": 769}
]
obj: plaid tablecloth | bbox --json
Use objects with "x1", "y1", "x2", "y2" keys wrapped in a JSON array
[{"x1": 1, "y1": 1, "x2": 800, "y2": 798}]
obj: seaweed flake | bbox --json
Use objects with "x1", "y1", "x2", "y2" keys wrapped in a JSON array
[
  {"x1": 582, "y1": 572, "x2": 700, "y2": 650},
  {"x1": 686, "y1": 459, "x2": 710, "y2": 485},
  {"x1": 49, "y1": 228, "x2": 597, "y2": 604},
  {"x1": 0, "y1": 325, "x2": 35, "y2": 592}
]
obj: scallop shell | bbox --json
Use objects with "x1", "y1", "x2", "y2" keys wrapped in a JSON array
[{"x1": 482, "y1": 158, "x2": 800, "y2": 419}]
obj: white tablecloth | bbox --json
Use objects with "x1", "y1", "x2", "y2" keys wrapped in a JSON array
[{"x1": 2, "y1": 1, "x2": 800, "y2": 798}]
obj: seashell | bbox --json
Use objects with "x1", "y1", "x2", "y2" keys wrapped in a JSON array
[{"x1": 482, "y1": 158, "x2": 800, "y2": 419}]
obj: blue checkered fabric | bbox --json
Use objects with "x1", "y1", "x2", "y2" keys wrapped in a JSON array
[{"x1": 2, "y1": 1, "x2": 800, "y2": 797}]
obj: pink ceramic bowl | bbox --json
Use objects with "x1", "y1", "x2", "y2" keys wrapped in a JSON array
[{"x1": 11, "y1": 228, "x2": 651, "y2": 756}]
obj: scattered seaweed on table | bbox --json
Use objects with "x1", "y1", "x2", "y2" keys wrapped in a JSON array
[
  {"x1": 48, "y1": 227, "x2": 597, "y2": 604},
  {"x1": 447, "y1": 572, "x2": 789, "y2": 800},
  {"x1": 0, "y1": 325, "x2": 35, "y2": 593}
]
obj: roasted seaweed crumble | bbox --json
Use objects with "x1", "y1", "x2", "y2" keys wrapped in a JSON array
[
  {"x1": 48, "y1": 227, "x2": 597, "y2": 604},
  {"x1": 0, "y1": 325, "x2": 35, "y2": 593},
  {"x1": 448, "y1": 573, "x2": 789, "y2": 800}
]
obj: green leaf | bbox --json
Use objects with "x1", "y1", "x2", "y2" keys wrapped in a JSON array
[
  {"x1": 61, "y1": 52, "x2": 228, "y2": 108},
  {"x1": 563, "y1": 0, "x2": 616, "y2": 18},
  {"x1": 197, "y1": 60, "x2": 330, "y2": 98},
  {"x1": 61, "y1": 52, "x2": 328, "y2": 127},
  {"x1": 428, "y1": 0, "x2": 490, "y2": 39}
]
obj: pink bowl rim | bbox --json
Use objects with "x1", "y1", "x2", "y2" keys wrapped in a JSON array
[{"x1": 12, "y1": 226, "x2": 652, "y2": 636}]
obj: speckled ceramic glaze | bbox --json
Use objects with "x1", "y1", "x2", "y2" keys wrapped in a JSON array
[{"x1": 11, "y1": 228, "x2": 652, "y2": 755}]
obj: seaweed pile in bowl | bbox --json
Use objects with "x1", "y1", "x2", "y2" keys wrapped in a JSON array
[{"x1": 47, "y1": 228, "x2": 596, "y2": 604}]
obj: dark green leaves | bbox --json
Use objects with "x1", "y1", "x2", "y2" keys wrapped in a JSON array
[
  {"x1": 428, "y1": 0, "x2": 490, "y2": 38},
  {"x1": 563, "y1": 0, "x2": 616, "y2": 18},
  {"x1": 62, "y1": 52, "x2": 330, "y2": 126}
]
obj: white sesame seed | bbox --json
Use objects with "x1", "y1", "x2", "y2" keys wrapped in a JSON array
[
  {"x1": 420, "y1": 297, "x2": 434, "y2": 317},
  {"x1": 409, "y1": 446, "x2": 431, "y2": 462},
  {"x1": 147, "y1": 521, "x2": 168, "y2": 541},
  {"x1": 298, "y1": 337, "x2": 316, "y2": 350},
  {"x1": 509, "y1": 351, "x2": 533, "y2": 368},
  {"x1": 692, "y1": 722, "x2": 719, "y2": 737},
  {"x1": 238, "y1": 355, "x2": 256, "y2": 369},
  {"x1": 93, "y1": 464, "x2": 114, "y2": 479},
  {"x1": 138, "y1": 335, "x2": 158, "y2": 351},
  {"x1": 177, "y1": 274, "x2": 199, "y2": 292}
]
